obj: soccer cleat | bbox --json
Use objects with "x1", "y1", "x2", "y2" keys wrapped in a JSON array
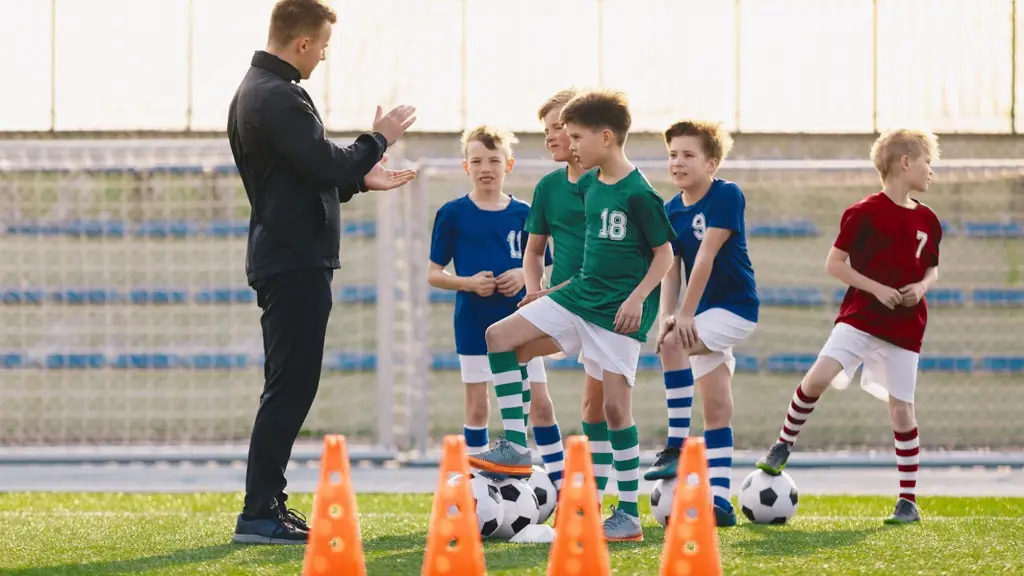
[
  {"x1": 756, "y1": 441, "x2": 792, "y2": 476},
  {"x1": 603, "y1": 505, "x2": 644, "y2": 542},
  {"x1": 643, "y1": 446, "x2": 680, "y2": 481},
  {"x1": 231, "y1": 509, "x2": 308, "y2": 545},
  {"x1": 467, "y1": 437, "x2": 533, "y2": 478},
  {"x1": 714, "y1": 504, "x2": 737, "y2": 527},
  {"x1": 883, "y1": 498, "x2": 921, "y2": 525}
]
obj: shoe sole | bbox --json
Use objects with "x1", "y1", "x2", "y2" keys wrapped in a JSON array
[
  {"x1": 643, "y1": 468, "x2": 677, "y2": 481},
  {"x1": 755, "y1": 462, "x2": 784, "y2": 476},
  {"x1": 883, "y1": 517, "x2": 921, "y2": 525},
  {"x1": 467, "y1": 456, "x2": 532, "y2": 477},
  {"x1": 231, "y1": 533, "x2": 307, "y2": 545},
  {"x1": 606, "y1": 533, "x2": 644, "y2": 542}
]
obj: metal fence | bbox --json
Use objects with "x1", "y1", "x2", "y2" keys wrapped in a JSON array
[
  {"x1": 1, "y1": 140, "x2": 1022, "y2": 457},
  {"x1": 2, "y1": 0, "x2": 1024, "y2": 133}
]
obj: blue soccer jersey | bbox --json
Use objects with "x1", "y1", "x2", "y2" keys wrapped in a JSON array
[
  {"x1": 665, "y1": 179, "x2": 759, "y2": 323},
  {"x1": 429, "y1": 194, "x2": 552, "y2": 355}
]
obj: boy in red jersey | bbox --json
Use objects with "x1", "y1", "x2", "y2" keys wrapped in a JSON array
[{"x1": 755, "y1": 129, "x2": 942, "y2": 525}]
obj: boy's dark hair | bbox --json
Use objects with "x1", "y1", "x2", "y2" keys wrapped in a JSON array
[
  {"x1": 537, "y1": 88, "x2": 579, "y2": 121},
  {"x1": 268, "y1": 0, "x2": 337, "y2": 47},
  {"x1": 663, "y1": 120, "x2": 734, "y2": 162},
  {"x1": 559, "y1": 90, "x2": 632, "y2": 145}
]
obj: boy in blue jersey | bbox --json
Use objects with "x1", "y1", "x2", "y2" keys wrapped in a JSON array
[
  {"x1": 427, "y1": 126, "x2": 562, "y2": 482},
  {"x1": 649, "y1": 120, "x2": 759, "y2": 528}
]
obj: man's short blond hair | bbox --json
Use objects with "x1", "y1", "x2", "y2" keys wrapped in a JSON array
[
  {"x1": 537, "y1": 88, "x2": 579, "y2": 121},
  {"x1": 460, "y1": 125, "x2": 518, "y2": 159},
  {"x1": 870, "y1": 129, "x2": 940, "y2": 183}
]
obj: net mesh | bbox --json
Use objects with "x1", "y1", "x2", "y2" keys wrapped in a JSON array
[{"x1": 0, "y1": 141, "x2": 1021, "y2": 451}]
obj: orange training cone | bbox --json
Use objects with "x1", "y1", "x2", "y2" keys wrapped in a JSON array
[
  {"x1": 659, "y1": 437, "x2": 723, "y2": 576},
  {"x1": 302, "y1": 434, "x2": 367, "y2": 576},
  {"x1": 547, "y1": 435, "x2": 610, "y2": 576},
  {"x1": 421, "y1": 435, "x2": 487, "y2": 576}
]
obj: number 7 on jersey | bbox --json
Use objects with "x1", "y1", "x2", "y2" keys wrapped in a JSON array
[{"x1": 915, "y1": 230, "x2": 927, "y2": 259}]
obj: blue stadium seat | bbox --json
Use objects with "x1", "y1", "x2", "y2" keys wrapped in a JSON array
[
  {"x1": 979, "y1": 356, "x2": 1024, "y2": 373},
  {"x1": 213, "y1": 164, "x2": 238, "y2": 176},
  {"x1": 963, "y1": 221, "x2": 1024, "y2": 238},
  {"x1": 748, "y1": 220, "x2": 820, "y2": 238},
  {"x1": 972, "y1": 289, "x2": 1024, "y2": 307},
  {"x1": 337, "y1": 285, "x2": 378, "y2": 304},
  {"x1": 1, "y1": 290, "x2": 45, "y2": 304},
  {"x1": 6, "y1": 222, "x2": 64, "y2": 237},
  {"x1": 341, "y1": 220, "x2": 377, "y2": 238},
  {"x1": 759, "y1": 286, "x2": 824, "y2": 307},
  {"x1": 133, "y1": 220, "x2": 199, "y2": 238},
  {"x1": 430, "y1": 289, "x2": 457, "y2": 304},
  {"x1": 60, "y1": 220, "x2": 128, "y2": 238},
  {"x1": 45, "y1": 353, "x2": 105, "y2": 369},
  {"x1": 111, "y1": 353, "x2": 180, "y2": 369},
  {"x1": 431, "y1": 352, "x2": 461, "y2": 371},
  {"x1": 207, "y1": 220, "x2": 250, "y2": 238},
  {"x1": 185, "y1": 353, "x2": 250, "y2": 370},
  {"x1": 636, "y1": 354, "x2": 661, "y2": 371},
  {"x1": 194, "y1": 288, "x2": 255, "y2": 304},
  {"x1": 832, "y1": 287, "x2": 964, "y2": 306},
  {"x1": 939, "y1": 220, "x2": 958, "y2": 236},
  {"x1": 146, "y1": 165, "x2": 206, "y2": 176},
  {"x1": 325, "y1": 352, "x2": 377, "y2": 371},
  {"x1": 546, "y1": 355, "x2": 580, "y2": 370},
  {"x1": 51, "y1": 289, "x2": 122, "y2": 305},
  {"x1": 129, "y1": 289, "x2": 189, "y2": 304},
  {"x1": 1, "y1": 353, "x2": 27, "y2": 369},
  {"x1": 735, "y1": 354, "x2": 760, "y2": 373},
  {"x1": 918, "y1": 356, "x2": 973, "y2": 373},
  {"x1": 765, "y1": 354, "x2": 817, "y2": 373}
]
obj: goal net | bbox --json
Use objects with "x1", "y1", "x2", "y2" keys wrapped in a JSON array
[{"x1": 0, "y1": 140, "x2": 1021, "y2": 453}]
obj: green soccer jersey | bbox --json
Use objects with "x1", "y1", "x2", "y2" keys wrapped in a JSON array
[
  {"x1": 548, "y1": 168, "x2": 676, "y2": 342},
  {"x1": 524, "y1": 168, "x2": 587, "y2": 288}
]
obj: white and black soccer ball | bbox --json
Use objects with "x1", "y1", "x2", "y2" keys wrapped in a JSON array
[
  {"x1": 526, "y1": 465, "x2": 557, "y2": 524},
  {"x1": 649, "y1": 477, "x2": 676, "y2": 528},
  {"x1": 446, "y1": 472, "x2": 504, "y2": 537},
  {"x1": 491, "y1": 478, "x2": 541, "y2": 539},
  {"x1": 738, "y1": 469, "x2": 799, "y2": 524}
]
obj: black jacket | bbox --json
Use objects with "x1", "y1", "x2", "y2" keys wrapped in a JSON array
[{"x1": 228, "y1": 51, "x2": 388, "y2": 284}]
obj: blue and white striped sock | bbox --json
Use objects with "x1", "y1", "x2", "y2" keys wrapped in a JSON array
[
  {"x1": 533, "y1": 423, "x2": 564, "y2": 489},
  {"x1": 705, "y1": 426, "x2": 734, "y2": 512},
  {"x1": 464, "y1": 425, "x2": 488, "y2": 455},
  {"x1": 664, "y1": 369, "x2": 694, "y2": 449}
]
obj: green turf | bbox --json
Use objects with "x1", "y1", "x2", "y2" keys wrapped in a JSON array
[{"x1": 1, "y1": 493, "x2": 1021, "y2": 575}]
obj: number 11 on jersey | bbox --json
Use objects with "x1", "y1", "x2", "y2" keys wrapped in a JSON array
[{"x1": 507, "y1": 230, "x2": 523, "y2": 258}]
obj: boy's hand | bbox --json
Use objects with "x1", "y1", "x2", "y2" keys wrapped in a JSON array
[
  {"x1": 467, "y1": 271, "x2": 496, "y2": 297},
  {"x1": 614, "y1": 294, "x2": 643, "y2": 335},
  {"x1": 495, "y1": 269, "x2": 525, "y2": 297},
  {"x1": 672, "y1": 313, "x2": 700, "y2": 350},
  {"x1": 898, "y1": 282, "x2": 926, "y2": 306},
  {"x1": 871, "y1": 284, "x2": 903, "y2": 310},
  {"x1": 655, "y1": 316, "x2": 677, "y2": 354},
  {"x1": 518, "y1": 288, "x2": 548, "y2": 308}
]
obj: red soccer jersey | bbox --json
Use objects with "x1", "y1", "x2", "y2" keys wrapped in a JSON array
[{"x1": 833, "y1": 192, "x2": 942, "y2": 353}]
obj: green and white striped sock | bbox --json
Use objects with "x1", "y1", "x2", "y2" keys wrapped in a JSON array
[
  {"x1": 519, "y1": 363, "x2": 531, "y2": 431},
  {"x1": 610, "y1": 425, "x2": 641, "y2": 518},
  {"x1": 489, "y1": 351, "x2": 528, "y2": 450},
  {"x1": 583, "y1": 420, "x2": 613, "y2": 506}
]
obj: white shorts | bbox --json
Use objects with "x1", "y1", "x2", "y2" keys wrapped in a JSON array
[
  {"x1": 517, "y1": 296, "x2": 641, "y2": 386},
  {"x1": 691, "y1": 308, "x2": 758, "y2": 380},
  {"x1": 820, "y1": 322, "x2": 919, "y2": 403},
  {"x1": 459, "y1": 355, "x2": 547, "y2": 385}
]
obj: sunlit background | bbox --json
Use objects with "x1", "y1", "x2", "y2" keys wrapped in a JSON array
[
  {"x1": 1, "y1": 0, "x2": 1024, "y2": 133},
  {"x1": 0, "y1": 1, "x2": 1021, "y2": 457}
]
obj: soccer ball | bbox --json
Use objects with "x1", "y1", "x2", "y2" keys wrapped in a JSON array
[
  {"x1": 738, "y1": 470, "x2": 799, "y2": 524},
  {"x1": 446, "y1": 472, "x2": 504, "y2": 537},
  {"x1": 649, "y1": 477, "x2": 676, "y2": 527},
  {"x1": 526, "y1": 465, "x2": 557, "y2": 524},
  {"x1": 491, "y1": 478, "x2": 541, "y2": 539}
]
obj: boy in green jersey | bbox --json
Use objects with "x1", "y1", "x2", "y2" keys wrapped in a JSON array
[
  {"x1": 521, "y1": 88, "x2": 612, "y2": 506},
  {"x1": 469, "y1": 90, "x2": 676, "y2": 542}
]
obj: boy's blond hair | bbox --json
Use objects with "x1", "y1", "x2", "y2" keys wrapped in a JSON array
[
  {"x1": 460, "y1": 125, "x2": 519, "y2": 159},
  {"x1": 559, "y1": 90, "x2": 632, "y2": 145},
  {"x1": 537, "y1": 88, "x2": 578, "y2": 121},
  {"x1": 663, "y1": 120, "x2": 734, "y2": 163},
  {"x1": 870, "y1": 129, "x2": 940, "y2": 183}
]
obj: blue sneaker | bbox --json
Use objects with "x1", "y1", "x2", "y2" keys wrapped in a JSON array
[
  {"x1": 714, "y1": 504, "x2": 737, "y2": 527},
  {"x1": 232, "y1": 509, "x2": 308, "y2": 545},
  {"x1": 467, "y1": 437, "x2": 533, "y2": 478}
]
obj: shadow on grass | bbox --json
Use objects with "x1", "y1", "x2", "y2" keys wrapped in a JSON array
[
  {"x1": 5, "y1": 543, "x2": 303, "y2": 575},
  {"x1": 732, "y1": 524, "x2": 884, "y2": 557}
]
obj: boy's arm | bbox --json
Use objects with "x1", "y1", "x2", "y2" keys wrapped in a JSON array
[
  {"x1": 825, "y1": 247, "x2": 901, "y2": 309},
  {"x1": 676, "y1": 228, "x2": 730, "y2": 317},
  {"x1": 659, "y1": 254, "x2": 683, "y2": 318},
  {"x1": 615, "y1": 241, "x2": 673, "y2": 334},
  {"x1": 523, "y1": 233, "x2": 550, "y2": 293}
]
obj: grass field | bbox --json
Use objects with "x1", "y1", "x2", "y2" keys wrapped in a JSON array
[{"x1": 2, "y1": 492, "x2": 1022, "y2": 575}]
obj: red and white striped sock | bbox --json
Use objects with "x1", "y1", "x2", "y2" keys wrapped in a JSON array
[
  {"x1": 894, "y1": 427, "x2": 920, "y2": 502},
  {"x1": 778, "y1": 384, "x2": 819, "y2": 445}
]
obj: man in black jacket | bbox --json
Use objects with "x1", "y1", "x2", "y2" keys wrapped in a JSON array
[{"x1": 227, "y1": 0, "x2": 417, "y2": 545}]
